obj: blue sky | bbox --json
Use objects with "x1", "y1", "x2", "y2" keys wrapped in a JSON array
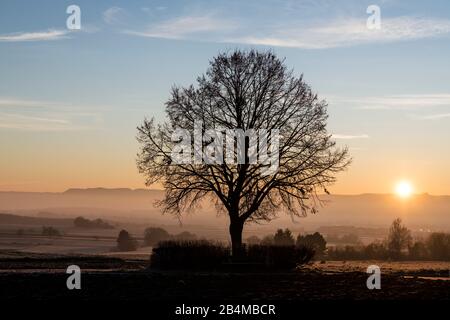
[{"x1": 1, "y1": 0, "x2": 450, "y2": 194}]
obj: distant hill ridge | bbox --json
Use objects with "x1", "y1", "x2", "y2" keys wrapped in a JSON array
[
  {"x1": 63, "y1": 188, "x2": 163, "y2": 196},
  {"x1": 0, "y1": 213, "x2": 73, "y2": 226},
  {"x1": 0, "y1": 188, "x2": 449, "y2": 230}
]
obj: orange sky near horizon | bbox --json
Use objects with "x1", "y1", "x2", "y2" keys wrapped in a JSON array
[
  {"x1": 1, "y1": 135, "x2": 449, "y2": 195},
  {"x1": 1, "y1": 1, "x2": 450, "y2": 196}
]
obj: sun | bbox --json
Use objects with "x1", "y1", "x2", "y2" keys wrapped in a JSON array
[{"x1": 395, "y1": 181, "x2": 413, "y2": 198}]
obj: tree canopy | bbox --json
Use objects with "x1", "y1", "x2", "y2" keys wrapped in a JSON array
[{"x1": 137, "y1": 50, "x2": 350, "y2": 255}]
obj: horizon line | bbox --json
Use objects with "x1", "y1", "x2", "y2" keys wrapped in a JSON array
[{"x1": 0, "y1": 187, "x2": 445, "y2": 197}]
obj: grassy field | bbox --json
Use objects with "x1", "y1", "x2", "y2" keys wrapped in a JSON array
[{"x1": 0, "y1": 233, "x2": 117, "y2": 254}]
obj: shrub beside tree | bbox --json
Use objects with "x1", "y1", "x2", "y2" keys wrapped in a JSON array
[
  {"x1": 150, "y1": 240, "x2": 229, "y2": 270},
  {"x1": 150, "y1": 239, "x2": 315, "y2": 270},
  {"x1": 245, "y1": 235, "x2": 261, "y2": 245}
]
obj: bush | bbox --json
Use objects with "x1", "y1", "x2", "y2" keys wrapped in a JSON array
[
  {"x1": 273, "y1": 229, "x2": 295, "y2": 246},
  {"x1": 327, "y1": 245, "x2": 363, "y2": 260},
  {"x1": 41, "y1": 226, "x2": 62, "y2": 237},
  {"x1": 245, "y1": 235, "x2": 261, "y2": 245},
  {"x1": 117, "y1": 229, "x2": 138, "y2": 251},
  {"x1": 296, "y1": 232, "x2": 327, "y2": 256},
  {"x1": 150, "y1": 241, "x2": 314, "y2": 270},
  {"x1": 143, "y1": 227, "x2": 171, "y2": 246},
  {"x1": 173, "y1": 231, "x2": 197, "y2": 241},
  {"x1": 363, "y1": 242, "x2": 389, "y2": 260},
  {"x1": 261, "y1": 235, "x2": 274, "y2": 245},
  {"x1": 246, "y1": 244, "x2": 314, "y2": 269},
  {"x1": 408, "y1": 241, "x2": 429, "y2": 260},
  {"x1": 427, "y1": 233, "x2": 450, "y2": 260},
  {"x1": 150, "y1": 240, "x2": 229, "y2": 270},
  {"x1": 74, "y1": 216, "x2": 114, "y2": 229}
]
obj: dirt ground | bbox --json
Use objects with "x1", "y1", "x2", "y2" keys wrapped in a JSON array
[
  {"x1": 1, "y1": 269, "x2": 449, "y2": 302},
  {"x1": 0, "y1": 251, "x2": 448, "y2": 301},
  {"x1": 305, "y1": 260, "x2": 450, "y2": 276}
]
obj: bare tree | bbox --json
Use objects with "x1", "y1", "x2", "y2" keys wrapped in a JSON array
[
  {"x1": 137, "y1": 50, "x2": 350, "y2": 257},
  {"x1": 387, "y1": 218, "x2": 412, "y2": 259}
]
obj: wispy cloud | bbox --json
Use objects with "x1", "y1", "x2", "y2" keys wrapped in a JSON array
[
  {"x1": 103, "y1": 7, "x2": 128, "y2": 25},
  {"x1": 123, "y1": 12, "x2": 450, "y2": 49},
  {"x1": 0, "y1": 97, "x2": 111, "y2": 111},
  {"x1": 0, "y1": 97, "x2": 103, "y2": 131},
  {"x1": 0, "y1": 112, "x2": 101, "y2": 131},
  {"x1": 328, "y1": 94, "x2": 450, "y2": 110},
  {"x1": 411, "y1": 113, "x2": 450, "y2": 120},
  {"x1": 124, "y1": 14, "x2": 237, "y2": 40},
  {"x1": 0, "y1": 98, "x2": 52, "y2": 108},
  {"x1": 228, "y1": 17, "x2": 450, "y2": 49},
  {"x1": 332, "y1": 134, "x2": 369, "y2": 139},
  {"x1": 0, "y1": 112, "x2": 78, "y2": 131},
  {"x1": 0, "y1": 29, "x2": 68, "y2": 42}
]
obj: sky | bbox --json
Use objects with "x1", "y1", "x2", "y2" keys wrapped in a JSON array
[{"x1": 0, "y1": 0, "x2": 450, "y2": 194}]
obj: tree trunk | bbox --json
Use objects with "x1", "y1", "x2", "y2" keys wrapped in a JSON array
[{"x1": 229, "y1": 219, "x2": 244, "y2": 260}]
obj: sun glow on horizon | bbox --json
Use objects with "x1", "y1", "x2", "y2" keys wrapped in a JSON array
[{"x1": 395, "y1": 181, "x2": 413, "y2": 198}]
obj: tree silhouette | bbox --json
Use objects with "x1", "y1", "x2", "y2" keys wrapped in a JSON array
[
  {"x1": 144, "y1": 227, "x2": 171, "y2": 246},
  {"x1": 296, "y1": 232, "x2": 327, "y2": 256},
  {"x1": 117, "y1": 229, "x2": 138, "y2": 251},
  {"x1": 387, "y1": 218, "x2": 412, "y2": 259},
  {"x1": 273, "y1": 229, "x2": 295, "y2": 246},
  {"x1": 137, "y1": 50, "x2": 350, "y2": 257},
  {"x1": 426, "y1": 232, "x2": 450, "y2": 260}
]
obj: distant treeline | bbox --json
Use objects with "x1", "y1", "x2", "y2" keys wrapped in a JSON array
[
  {"x1": 328, "y1": 218, "x2": 450, "y2": 261},
  {"x1": 245, "y1": 219, "x2": 450, "y2": 261},
  {"x1": 73, "y1": 216, "x2": 114, "y2": 229},
  {"x1": 326, "y1": 233, "x2": 361, "y2": 245},
  {"x1": 143, "y1": 228, "x2": 197, "y2": 246},
  {"x1": 245, "y1": 229, "x2": 327, "y2": 258},
  {"x1": 115, "y1": 227, "x2": 198, "y2": 251},
  {"x1": 41, "y1": 226, "x2": 62, "y2": 237},
  {"x1": 328, "y1": 232, "x2": 450, "y2": 261}
]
